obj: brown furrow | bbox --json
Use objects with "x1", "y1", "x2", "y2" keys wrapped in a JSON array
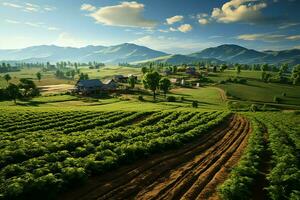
[
  {"x1": 180, "y1": 120, "x2": 250, "y2": 200},
  {"x1": 95, "y1": 115, "x2": 238, "y2": 200},
  {"x1": 155, "y1": 117, "x2": 247, "y2": 200},
  {"x1": 135, "y1": 116, "x2": 244, "y2": 200}
]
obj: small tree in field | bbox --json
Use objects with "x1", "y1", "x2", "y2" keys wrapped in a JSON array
[
  {"x1": 143, "y1": 71, "x2": 160, "y2": 100},
  {"x1": 4, "y1": 74, "x2": 11, "y2": 83},
  {"x1": 141, "y1": 66, "x2": 148, "y2": 74},
  {"x1": 7, "y1": 83, "x2": 20, "y2": 104},
  {"x1": 18, "y1": 78, "x2": 38, "y2": 97},
  {"x1": 128, "y1": 75, "x2": 136, "y2": 89},
  {"x1": 291, "y1": 64, "x2": 300, "y2": 85},
  {"x1": 36, "y1": 72, "x2": 42, "y2": 82},
  {"x1": 235, "y1": 64, "x2": 241, "y2": 75},
  {"x1": 192, "y1": 101, "x2": 198, "y2": 108},
  {"x1": 159, "y1": 77, "x2": 171, "y2": 97}
]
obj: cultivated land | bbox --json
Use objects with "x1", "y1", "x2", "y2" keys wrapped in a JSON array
[{"x1": 0, "y1": 65, "x2": 299, "y2": 200}]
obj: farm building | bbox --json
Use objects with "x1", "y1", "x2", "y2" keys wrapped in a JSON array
[
  {"x1": 103, "y1": 79, "x2": 118, "y2": 91},
  {"x1": 186, "y1": 67, "x2": 196, "y2": 75},
  {"x1": 114, "y1": 74, "x2": 137, "y2": 83},
  {"x1": 74, "y1": 79, "x2": 118, "y2": 95},
  {"x1": 74, "y1": 79, "x2": 103, "y2": 94},
  {"x1": 114, "y1": 75, "x2": 128, "y2": 83}
]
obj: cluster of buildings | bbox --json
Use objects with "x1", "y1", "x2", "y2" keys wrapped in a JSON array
[{"x1": 73, "y1": 74, "x2": 137, "y2": 95}]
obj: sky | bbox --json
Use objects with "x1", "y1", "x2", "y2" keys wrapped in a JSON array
[{"x1": 0, "y1": 0, "x2": 300, "y2": 54}]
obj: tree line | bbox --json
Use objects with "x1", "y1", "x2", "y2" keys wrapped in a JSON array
[{"x1": 0, "y1": 77, "x2": 39, "y2": 103}]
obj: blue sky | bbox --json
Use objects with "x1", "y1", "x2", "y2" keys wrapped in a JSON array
[{"x1": 0, "y1": 0, "x2": 300, "y2": 53}]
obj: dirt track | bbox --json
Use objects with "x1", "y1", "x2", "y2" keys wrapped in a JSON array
[{"x1": 60, "y1": 114, "x2": 251, "y2": 200}]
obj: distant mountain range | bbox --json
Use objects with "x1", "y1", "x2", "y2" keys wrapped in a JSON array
[
  {"x1": 0, "y1": 43, "x2": 168, "y2": 64},
  {"x1": 142, "y1": 44, "x2": 300, "y2": 65},
  {"x1": 0, "y1": 43, "x2": 300, "y2": 65}
]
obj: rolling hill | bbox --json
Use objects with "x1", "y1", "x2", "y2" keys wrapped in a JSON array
[
  {"x1": 0, "y1": 43, "x2": 168, "y2": 64},
  {"x1": 1, "y1": 43, "x2": 300, "y2": 65},
  {"x1": 137, "y1": 44, "x2": 300, "y2": 65}
]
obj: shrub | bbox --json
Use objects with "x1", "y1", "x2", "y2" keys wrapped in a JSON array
[
  {"x1": 138, "y1": 95, "x2": 144, "y2": 101},
  {"x1": 249, "y1": 104, "x2": 258, "y2": 112},
  {"x1": 273, "y1": 96, "x2": 281, "y2": 103},
  {"x1": 282, "y1": 92, "x2": 286, "y2": 97},
  {"x1": 192, "y1": 101, "x2": 198, "y2": 108},
  {"x1": 167, "y1": 96, "x2": 176, "y2": 102}
]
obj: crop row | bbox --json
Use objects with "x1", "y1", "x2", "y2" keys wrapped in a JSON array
[
  {"x1": 218, "y1": 112, "x2": 300, "y2": 200},
  {"x1": 0, "y1": 111, "x2": 229, "y2": 200}
]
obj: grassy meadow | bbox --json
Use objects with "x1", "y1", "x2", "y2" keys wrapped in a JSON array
[{"x1": 0, "y1": 66, "x2": 299, "y2": 111}]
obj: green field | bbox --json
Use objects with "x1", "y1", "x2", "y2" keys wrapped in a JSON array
[
  {"x1": 0, "y1": 110, "x2": 229, "y2": 199},
  {"x1": 0, "y1": 66, "x2": 141, "y2": 89},
  {"x1": 1, "y1": 67, "x2": 300, "y2": 111}
]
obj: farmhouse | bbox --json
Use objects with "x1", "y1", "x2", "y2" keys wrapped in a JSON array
[
  {"x1": 103, "y1": 79, "x2": 118, "y2": 91},
  {"x1": 114, "y1": 75, "x2": 128, "y2": 83},
  {"x1": 74, "y1": 79, "x2": 103, "y2": 94},
  {"x1": 74, "y1": 79, "x2": 118, "y2": 94}
]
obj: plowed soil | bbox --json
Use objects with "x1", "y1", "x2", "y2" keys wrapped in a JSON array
[{"x1": 60, "y1": 114, "x2": 251, "y2": 200}]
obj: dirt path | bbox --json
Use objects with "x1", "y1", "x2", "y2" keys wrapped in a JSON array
[
  {"x1": 39, "y1": 84, "x2": 74, "y2": 94},
  {"x1": 215, "y1": 87, "x2": 227, "y2": 102},
  {"x1": 60, "y1": 114, "x2": 251, "y2": 200}
]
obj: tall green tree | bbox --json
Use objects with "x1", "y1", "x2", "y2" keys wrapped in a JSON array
[
  {"x1": 143, "y1": 71, "x2": 160, "y2": 100},
  {"x1": 236, "y1": 64, "x2": 241, "y2": 74},
  {"x1": 7, "y1": 83, "x2": 20, "y2": 104},
  {"x1": 128, "y1": 75, "x2": 136, "y2": 89},
  {"x1": 172, "y1": 65, "x2": 178, "y2": 74},
  {"x1": 18, "y1": 78, "x2": 38, "y2": 97},
  {"x1": 279, "y1": 64, "x2": 288, "y2": 76},
  {"x1": 291, "y1": 64, "x2": 300, "y2": 85},
  {"x1": 36, "y1": 72, "x2": 42, "y2": 82},
  {"x1": 4, "y1": 74, "x2": 11, "y2": 83},
  {"x1": 261, "y1": 64, "x2": 269, "y2": 72},
  {"x1": 141, "y1": 66, "x2": 148, "y2": 74},
  {"x1": 71, "y1": 70, "x2": 76, "y2": 79},
  {"x1": 159, "y1": 77, "x2": 171, "y2": 97},
  {"x1": 79, "y1": 73, "x2": 89, "y2": 80}
]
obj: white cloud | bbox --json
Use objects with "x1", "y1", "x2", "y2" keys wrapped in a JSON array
[
  {"x1": 24, "y1": 6, "x2": 39, "y2": 12},
  {"x1": 48, "y1": 27, "x2": 60, "y2": 31},
  {"x1": 199, "y1": 18, "x2": 209, "y2": 25},
  {"x1": 237, "y1": 33, "x2": 286, "y2": 42},
  {"x1": 80, "y1": 4, "x2": 96, "y2": 11},
  {"x1": 166, "y1": 15, "x2": 184, "y2": 24},
  {"x1": 2, "y1": 2, "x2": 56, "y2": 12},
  {"x1": 158, "y1": 29, "x2": 169, "y2": 33},
  {"x1": 88, "y1": 1, "x2": 157, "y2": 28},
  {"x1": 279, "y1": 22, "x2": 300, "y2": 29},
  {"x1": 25, "y1": 22, "x2": 41, "y2": 27},
  {"x1": 286, "y1": 35, "x2": 300, "y2": 40},
  {"x1": 211, "y1": 0, "x2": 267, "y2": 24},
  {"x1": 178, "y1": 24, "x2": 193, "y2": 33},
  {"x1": 5, "y1": 19, "x2": 20, "y2": 24},
  {"x1": 4, "y1": 18, "x2": 59, "y2": 32},
  {"x1": 169, "y1": 27, "x2": 177, "y2": 32},
  {"x1": 2, "y1": 2, "x2": 22, "y2": 8},
  {"x1": 44, "y1": 6, "x2": 56, "y2": 11}
]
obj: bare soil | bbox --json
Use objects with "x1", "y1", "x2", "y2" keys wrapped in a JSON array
[{"x1": 59, "y1": 114, "x2": 251, "y2": 200}]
